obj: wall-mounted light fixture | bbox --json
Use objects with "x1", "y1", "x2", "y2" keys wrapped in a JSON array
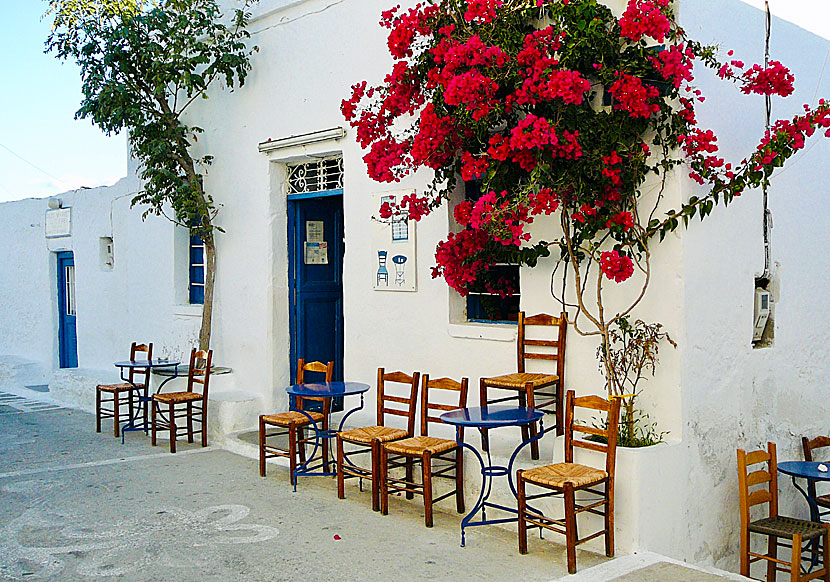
[{"x1": 47, "y1": 198, "x2": 63, "y2": 209}]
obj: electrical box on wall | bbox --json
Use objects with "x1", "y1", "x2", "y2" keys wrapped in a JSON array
[
  {"x1": 100, "y1": 237, "x2": 114, "y2": 271},
  {"x1": 753, "y1": 288, "x2": 771, "y2": 341}
]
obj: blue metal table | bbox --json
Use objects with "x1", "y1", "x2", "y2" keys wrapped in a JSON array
[
  {"x1": 113, "y1": 359, "x2": 180, "y2": 440},
  {"x1": 440, "y1": 405, "x2": 545, "y2": 547},
  {"x1": 285, "y1": 381, "x2": 370, "y2": 490},
  {"x1": 779, "y1": 461, "x2": 830, "y2": 523}
]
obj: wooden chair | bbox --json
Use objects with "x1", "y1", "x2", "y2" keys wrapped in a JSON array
[
  {"x1": 258, "y1": 360, "x2": 334, "y2": 485},
  {"x1": 737, "y1": 442, "x2": 830, "y2": 582},
  {"x1": 96, "y1": 342, "x2": 153, "y2": 437},
  {"x1": 517, "y1": 390, "x2": 620, "y2": 574},
  {"x1": 803, "y1": 436, "x2": 830, "y2": 522},
  {"x1": 480, "y1": 311, "x2": 567, "y2": 460},
  {"x1": 336, "y1": 369, "x2": 420, "y2": 512},
  {"x1": 151, "y1": 348, "x2": 212, "y2": 453},
  {"x1": 379, "y1": 374, "x2": 469, "y2": 527}
]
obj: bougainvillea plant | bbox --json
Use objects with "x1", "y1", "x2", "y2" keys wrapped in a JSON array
[{"x1": 342, "y1": 0, "x2": 830, "y2": 407}]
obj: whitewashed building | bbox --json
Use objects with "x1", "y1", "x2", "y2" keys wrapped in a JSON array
[{"x1": 1, "y1": 0, "x2": 829, "y2": 573}]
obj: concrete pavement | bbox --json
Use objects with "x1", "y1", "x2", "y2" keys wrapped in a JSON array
[{"x1": 0, "y1": 389, "x2": 749, "y2": 581}]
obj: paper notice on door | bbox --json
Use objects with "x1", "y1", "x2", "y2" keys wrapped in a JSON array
[
  {"x1": 304, "y1": 242, "x2": 328, "y2": 264},
  {"x1": 306, "y1": 220, "x2": 325, "y2": 243}
]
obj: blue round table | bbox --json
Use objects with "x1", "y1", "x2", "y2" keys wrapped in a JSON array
[
  {"x1": 779, "y1": 461, "x2": 830, "y2": 523},
  {"x1": 113, "y1": 359, "x2": 180, "y2": 440},
  {"x1": 285, "y1": 381, "x2": 370, "y2": 489},
  {"x1": 441, "y1": 405, "x2": 545, "y2": 547}
]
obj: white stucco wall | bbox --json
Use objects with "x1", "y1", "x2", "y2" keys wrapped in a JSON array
[{"x1": 2, "y1": 0, "x2": 830, "y2": 574}]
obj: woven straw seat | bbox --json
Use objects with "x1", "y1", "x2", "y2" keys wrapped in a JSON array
[
  {"x1": 748, "y1": 516, "x2": 826, "y2": 540},
  {"x1": 340, "y1": 425, "x2": 407, "y2": 445},
  {"x1": 261, "y1": 410, "x2": 324, "y2": 426},
  {"x1": 522, "y1": 462, "x2": 607, "y2": 489},
  {"x1": 153, "y1": 391, "x2": 202, "y2": 404},
  {"x1": 384, "y1": 435, "x2": 457, "y2": 456},
  {"x1": 97, "y1": 382, "x2": 145, "y2": 393},
  {"x1": 484, "y1": 372, "x2": 558, "y2": 389}
]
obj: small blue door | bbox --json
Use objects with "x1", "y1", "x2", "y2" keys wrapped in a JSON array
[
  {"x1": 56, "y1": 251, "x2": 78, "y2": 368},
  {"x1": 288, "y1": 192, "x2": 345, "y2": 390}
]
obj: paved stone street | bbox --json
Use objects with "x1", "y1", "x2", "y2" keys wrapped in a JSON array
[{"x1": 0, "y1": 394, "x2": 750, "y2": 582}]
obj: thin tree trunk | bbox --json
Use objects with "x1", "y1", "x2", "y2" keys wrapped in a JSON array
[{"x1": 199, "y1": 232, "x2": 216, "y2": 353}]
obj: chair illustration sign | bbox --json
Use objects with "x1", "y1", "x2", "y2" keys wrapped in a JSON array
[{"x1": 372, "y1": 191, "x2": 416, "y2": 292}]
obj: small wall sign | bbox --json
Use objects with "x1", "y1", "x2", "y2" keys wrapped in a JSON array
[
  {"x1": 45, "y1": 208, "x2": 71, "y2": 238},
  {"x1": 304, "y1": 241, "x2": 329, "y2": 264}
]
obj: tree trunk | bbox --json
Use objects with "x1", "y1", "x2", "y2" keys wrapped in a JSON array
[{"x1": 199, "y1": 232, "x2": 216, "y2": 353}]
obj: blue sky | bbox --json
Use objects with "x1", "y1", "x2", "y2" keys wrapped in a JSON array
[{"x1": 0, "y1": 2, "x2": 126, "y2": 203}]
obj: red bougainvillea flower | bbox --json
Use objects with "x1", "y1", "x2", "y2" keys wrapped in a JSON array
[
  {"x1": 464, "y1": 0, "x2": 503, "y2": 23},
  {"x1": 620, "y1": 0, "x2": 671, "y2": 43},
  {"x1": 609, "y1": 72, "x2": 661, "y2": 118},
  {"x1": 600, "y1": 250, "x2": 635, "y2": 283},
  {"x1": 740, "y1": 60, "x2": 795, "y2": 97}
]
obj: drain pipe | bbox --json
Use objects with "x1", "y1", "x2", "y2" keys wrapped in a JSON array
[{"x1": 761, "y1": 0, "x2": 772, "y2": 280}]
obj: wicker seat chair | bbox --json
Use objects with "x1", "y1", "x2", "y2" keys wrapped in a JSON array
[
  {"x1": 379, "y1": 374, "x2": 468, "y2": 527},
  {"x1": 336, "y1": 369, "x2": 420, "y2": 512},
  {"x1": 258, "y1": 359, "x2": 334, "y2": 485},
  {"x1": 151, "y1": 348, "x2": 212, "y2": 453},
  {"x1": 517, "y1": 390, "x2": 620, "y2": 574},
  {"x1": 480, "y1": 311, "x2": 567, "y2": 460},
  {"x1": 803, "y1": 435, "x2": 830, "y2": 522},
  {"x1": 96, "y1": 342, "x2": 153, "y2": 437},
  {"x1": 738, "y1": 442, "x2": 830, "y2": 581}
]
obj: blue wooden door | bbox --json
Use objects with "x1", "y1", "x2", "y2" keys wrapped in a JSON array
[
  {"x1": 288, "y1": 193, "x2": 345, "y2": 386},
  {"x1": 56, "y1": 251, "x2": 78, "y2": 368}
]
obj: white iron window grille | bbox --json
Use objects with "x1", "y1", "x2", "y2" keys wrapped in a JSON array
[{"x1": 287, "y1": 157, "x2": 343, "y2": 194}]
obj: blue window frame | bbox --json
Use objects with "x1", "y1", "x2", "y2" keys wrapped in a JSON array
[
  {"x1": 463, "y1": 181, "x2": 520, "y2": 323},
  {"x1": 189, "y1": 233, "x2": 205, "y2": 304}
]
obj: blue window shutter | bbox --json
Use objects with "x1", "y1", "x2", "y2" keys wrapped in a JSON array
[{"x1": 189, "y1": 233, "x2": 205, "y2": 305}]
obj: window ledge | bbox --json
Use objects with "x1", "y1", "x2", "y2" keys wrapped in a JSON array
[
  {"x1": 173, "y1": 304, "x2": 203, "y2": 318},
  {"x1": 447, "y1": 322, "x2": 517, "y2": 342}
]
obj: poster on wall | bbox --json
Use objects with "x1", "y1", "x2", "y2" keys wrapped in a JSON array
[{"x1": 372, "y1": 190, "x2": 417, "y2": 292}]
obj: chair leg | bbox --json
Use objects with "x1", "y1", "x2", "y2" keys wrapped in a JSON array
[
  {"x1": 113, "y1": 392, "x2": 120, "y2": 438},
  {"x1": 151, "y1": 399, "x2": 157, "y2": 446},
  {"x1": 791, "y1": 533, "x2": 802, "y2": 582},
  {"x1": 405, "y1": 457, "x2": 414, "y2": 500},
  {"x1": 258, "y1": 417, "x2": 267, "y2": 477},
  {"x1": 201, "y1": 400, "x2": 208, "y2": 447},
  {"x1": 564, "y1": 483, "x2": 578, "y2": 574},
  {"x1": 455, "y1": 447, "x2": 465, "y2": 514},
  {"x1": 740, "y1": 525, "x2": 750, "y2": 577},
  {"x1": 95, "y1": 388, "x2": 102, "y2": 433},
  {"x1": 322, "y1": 417, "x2": 330, "y2": 472},
  {"x1": 297, "y1": 427, "x2": 306, "y2": 464},
  {"x1": 479, "y1": 379, "x2": 489, "y2": 451},
  {"x1": 371, "y1": 439, "x2": 381, "y2": 512},
  {"x1": 288, "y1": 421, "x2": 297, "y2": 487},
  {"x1": 517, "y1": 391, "x2": 532, "y2": 458},
  {"x1": 517, "y1": 470, "x2": 528, "y2": 555},
  {"x1": 822, "y1": 526, "x2": 830, "y2": 582},
  {"x1": 128, "y1": 389, "x2": 135, "y2": 431},
  {"x1": 379, "y1": 446, "x2": 389, "y2": 516},
  {"x1": 605, "y1": 482, "x2": 615, "y2": 557},
  {"x1": 525, "y1": 383, "x2": 539, "y2": 461},
  {"x1": 423, "y1": 452, "x2": 434, "y2": 528},
  {"x1": 336, "y1": 435, "x2": 346, "y2": 500},
  {"x1": 767, "y1": 536, "x2": 777, "y2": 582},
  {"x1": 168, "y1": 402, "x2": 177, "y2": 454},
  {"x1": 186, "y1": 402, "x2": 194, "y2": 443},
  {"x1": 555, "y1": 380, "x2": 564, "y2": 437}
]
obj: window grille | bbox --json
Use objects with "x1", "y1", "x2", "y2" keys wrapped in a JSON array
[
  {"x1": 189, "y1": 233, "x2": 205, "y2": 305},
  {"x1": 463, "y1": 181, "x2": 520, "y2": 323},
  {"x1": 287, "y1": 157, "x2": 343, "y2": 194}
]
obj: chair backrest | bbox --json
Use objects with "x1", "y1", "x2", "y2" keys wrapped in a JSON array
[
  {"x1": 376, "y1": 368, "x2": 420, "y2": 437},
  {"x1": 564, "y1": 390, "x2": 621, "y2": 480},
  {"x1": 128, "y1": 342, "x2": 153, "y2": 385},
  {"x1": 737, "y1": 442, "x2": 779, "y2": 531},
  {"x1": 801, "y1": 436, "x2": 830, "y2": 500},
  {"x1": 295, "y1": 359, "x2": 334, "y2": 412},
  {"x1": 420, "y1": 374, "x2": 468, "y2": 438},
  {"x1": 518, "y1": 312, "x2": 567, "y2": 383},
  {"x1": 186, "y1": 348, "x2": 213, "y2": 401}
]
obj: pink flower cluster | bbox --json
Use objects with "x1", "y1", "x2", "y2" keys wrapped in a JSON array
[
  {"x1": 649, "y1": 44, "x2": 694, "y2": 89},
  {"x1": 619, "y1": 0, "x2": 671, "y2": 43},
  {"x1": 609, "y1": 72, "x2": 661, "y2": 118},
  {"x1": 380, "y1": 3, "x2": 439, "y2": 59},
  {"x1": 464, "y1": 0, "x2": 503, "y2": 23},
  {"x1": 741, "y1": 61, "x2": 795, "y2": 97},
  {"x1": 600, "y1": 250, "x2": 635, "y2": 283}
]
